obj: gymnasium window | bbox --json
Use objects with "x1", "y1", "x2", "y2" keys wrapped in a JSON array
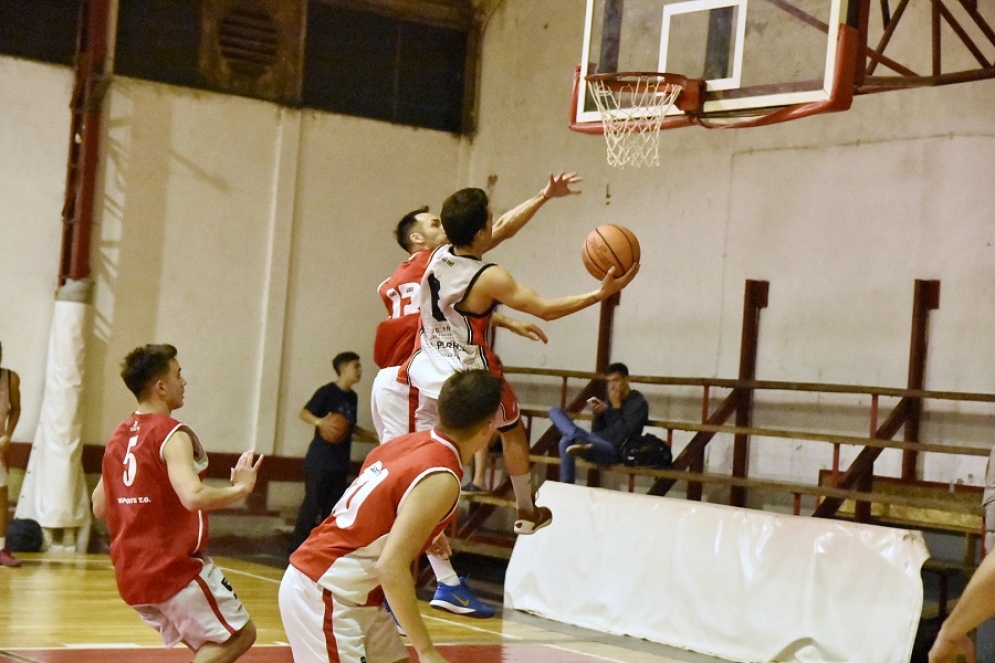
[
  {"x1": 115, "y1": 0, "x2": 205, "y2": 90},
  {"x1": 0, "y1": 0, "x2": 78, "y2": 66},
  {"x1": 0, "y1": 0, "x2": 472, "y2": 135},
  {"x1": 303, "y1": 2, "x2": 470, "y2": 134}
]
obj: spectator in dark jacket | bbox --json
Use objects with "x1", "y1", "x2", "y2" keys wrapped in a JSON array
[{"x1": 549, "y1": 362, "x2": 649, "y2": 483}]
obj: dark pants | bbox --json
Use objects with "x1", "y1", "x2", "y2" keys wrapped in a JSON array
[{"x1": 290, "y1": 467, "x2": 349, "y2": 552}]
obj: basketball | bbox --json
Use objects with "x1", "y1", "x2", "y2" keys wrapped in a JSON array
[
  {"x1": 582, "y1": 224, "x2": 641, "y2": 280},
  {"x1": 320, "y1": 412, "x2": 350, "y2": 444}
]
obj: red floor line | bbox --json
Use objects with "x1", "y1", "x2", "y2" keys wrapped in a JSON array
[
  {"x1": 0, "y1": 644, "x2": 612, "y2": 663},
  {"x1": 0, "y1": 652, "x2": 46, "y2": 663}
]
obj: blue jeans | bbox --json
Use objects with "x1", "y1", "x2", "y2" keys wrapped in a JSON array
[{"x1": 549, "y1": 407, "x2": 620, "y2": 484}]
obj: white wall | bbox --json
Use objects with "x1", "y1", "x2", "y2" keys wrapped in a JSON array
[
  {"x1": 0, "y1": 56, "x2": 463, "y2": 464},
  {"x1": 0, "y1": 59, "x2": 71, "y2": 438},
  {"x1": 278, "y1": 110, "x2": 464, "y2": 457}
]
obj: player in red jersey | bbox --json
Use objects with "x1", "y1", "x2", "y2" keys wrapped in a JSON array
[
  {"x1": 92, "y1": 344, "x2": 263, "y2": 663},
  {"x1": 280, "y1": 369, "x2": 504, "y2": 663}
]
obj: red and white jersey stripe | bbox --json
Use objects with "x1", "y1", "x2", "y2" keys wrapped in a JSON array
[{"x1": 289, "y1": 429, "x2": 463, "y2": 605}]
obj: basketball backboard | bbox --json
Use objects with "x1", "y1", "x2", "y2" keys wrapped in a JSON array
[{"x1": 575, "y1": 0, "x2": 856, "y2": 126}]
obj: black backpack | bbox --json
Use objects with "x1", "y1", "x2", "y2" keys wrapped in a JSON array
[
  {"x1": 7, "y1": 518, "x2": 43, "y2": 552},
  {"x1": 620, "y1": 433, "x2": 673, "y2": 469}
]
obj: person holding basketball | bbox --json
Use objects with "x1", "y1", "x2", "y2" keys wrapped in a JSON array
[
  {"x1": 91, "y1": 344, "x2": 263, "y2": 663},
  {"x1": 290, "y1": 351, "x2": 375, "y2": 553},
  {"x1": 399, "y1": 186, "x2": 639, "y2": 535},
  {"x1": 280, "y1": 369, "x2": 504, "y2": 663},
  {"x1": 374, "y1": 173, "x2": 580, "y2": 371},
  {"x1": 369, "y1": 175, "x2": 576, "y2": 617}
]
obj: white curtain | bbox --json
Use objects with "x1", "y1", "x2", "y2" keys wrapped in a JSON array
[{"x1": 15, "y1": 299, "x2": 91, "y2": 552}]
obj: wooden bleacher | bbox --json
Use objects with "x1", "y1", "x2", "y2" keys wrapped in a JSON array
[{"x1": 473, "y1": 368, "x2": 995, "y2": 618}]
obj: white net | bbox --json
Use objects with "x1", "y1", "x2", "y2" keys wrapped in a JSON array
[{"x1": 586, "y1": 73, "x2": 684, "y2": 168}]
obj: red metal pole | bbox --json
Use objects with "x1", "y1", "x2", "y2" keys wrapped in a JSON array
[
  {"x1": 730, "y1": 280, "x2": 768, "y2": 507},
  {"x1": 902, "y1": 280, "x2": 940, "y2": 480},
  {"x1": 59, "y1": 0, "x2": 111, "y2": 285}
]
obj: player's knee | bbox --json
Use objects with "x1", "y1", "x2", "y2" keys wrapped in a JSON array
[{"x1": 232, "y1": 620, "x2": 256, "y2": 654}]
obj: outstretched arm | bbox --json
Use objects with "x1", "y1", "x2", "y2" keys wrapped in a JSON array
[
  {"x1": 486, "y1": 172, "x2": 582, "y2": 251},
  {"x1": 928, "y1": 549, "x2": 995, "y2": 662},
  {"x1": 476, "y1": 263, "x2": 640, "y2": 322},
  {"x1": 492, "y1": 312, "x2": 548, "y2": 344}
]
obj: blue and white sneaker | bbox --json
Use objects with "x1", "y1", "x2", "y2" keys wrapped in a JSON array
[{"x1": 429, "y1": 577, "x2": 495, "y2": 618}]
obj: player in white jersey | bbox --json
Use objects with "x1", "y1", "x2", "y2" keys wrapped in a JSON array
[
  {"x1": 371, "y1": 178, "x2": 575, "y2": 617},
  {"x1": 371, "y1": 175, "x2": 580, "y2": 439},
  {"x1": 401, "y1": 187, "x2": 639, "y2": 535}
]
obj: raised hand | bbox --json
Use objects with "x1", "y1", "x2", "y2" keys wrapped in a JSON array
[
  {"x1": 230, "y1": 449, "x2": 264, "y2": 493},
  {"x1": 542, "y1": 171, "x2": 583, "y2": 199}
]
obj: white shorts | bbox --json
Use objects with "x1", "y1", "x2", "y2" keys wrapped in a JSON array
[
  {"x1": 375, "y1": 362, "x2": 521, "y2": 441},
  {"x1": 132, "y1": 559, "x2": 250, "y2": 650},
  {"x1": 413, "y1": 382, "x2": 521, "y2": 433},
  {"x1": 371, "y1": 366, "x2": 420, "y2": 443},
  {"x1": 279, "y1": 564, "x2": 407, "y2": 663}
]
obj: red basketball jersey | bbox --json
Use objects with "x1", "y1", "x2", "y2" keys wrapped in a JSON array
[
  {"x1": 102, "y1": 412, "x2": 209, "y2": 605},
  {"x1": 374, "y1": 250, "x2": 431, "y2": 368},
  {"x1": 289, "y1": 429, "x2": 462, "y2": 605}
]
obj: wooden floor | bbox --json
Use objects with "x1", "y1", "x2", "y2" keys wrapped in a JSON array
[{"x1": 0, "y1": 552, "x2": 728, "y2": 663}]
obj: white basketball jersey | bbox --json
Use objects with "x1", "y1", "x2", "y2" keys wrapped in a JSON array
[{"x1": 406, "y1": 245, "x2": 498, "y2": 398}]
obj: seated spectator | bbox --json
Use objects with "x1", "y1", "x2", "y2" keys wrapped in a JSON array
[{"x1": 548, "y1": 363, "x2": 649, "y2": 484}]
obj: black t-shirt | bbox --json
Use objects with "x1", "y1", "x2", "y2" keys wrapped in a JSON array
[
  {"x1": 302, "y1": 382, "x2": 358, "y2": 472},
  {"x1": 592, "y1": 390, "x2": 649, "y2": 450}
]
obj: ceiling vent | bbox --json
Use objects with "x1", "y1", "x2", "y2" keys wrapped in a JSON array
[
  {"x1": 218, "y1": 6, "x2": 278, "y2": 77},
  {"x1": 200, "y1": 0, "x2": 305, "y2": 104}
]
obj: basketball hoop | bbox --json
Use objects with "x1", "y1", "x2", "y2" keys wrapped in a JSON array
[{"x1": 585, "y1": 72, "x2": 687, "y2": 168}]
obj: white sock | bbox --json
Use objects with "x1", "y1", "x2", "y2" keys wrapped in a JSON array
[
  {"x1": 510, "y1": 473, "x2": 535, "y2": 512},
  {"x1": 428, "y1": 553, "x2": 460, "y2": 586}
]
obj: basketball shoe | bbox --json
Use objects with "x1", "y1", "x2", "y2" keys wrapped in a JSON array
[
  {"x1": 514, "y1": 505, "x2": 553, "y2": 535},
  {"x1": 429, "y1": 577, "x2": 495, "y2": 618}
]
